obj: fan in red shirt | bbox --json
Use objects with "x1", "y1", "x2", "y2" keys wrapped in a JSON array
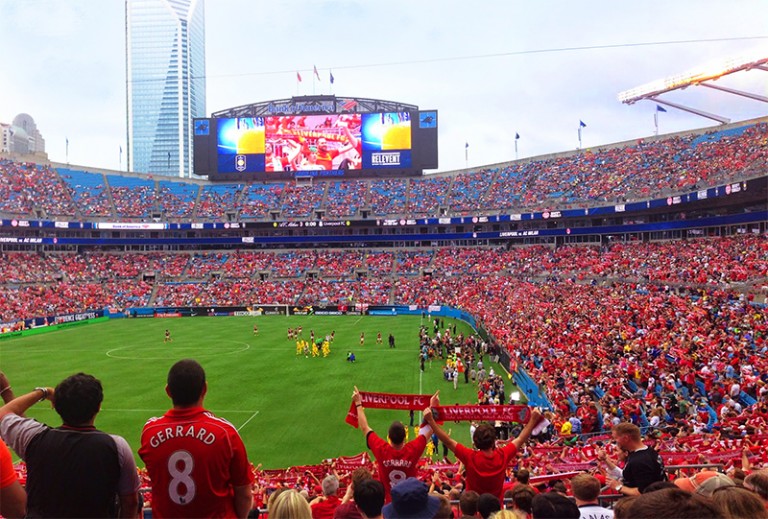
[
  {"x1": 423, "y1": 406, "x2": 543, "y2": 502},
  {"x1": 139, "y1": 359, "x2": 254, "y2": 518},
  {"x1": 352, "y1": 387, "x2": 439, "y2": 502}
]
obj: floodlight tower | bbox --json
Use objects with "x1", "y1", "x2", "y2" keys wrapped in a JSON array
[{"x1": 618, "y1": 53, "x2": 768, "y2": 125}]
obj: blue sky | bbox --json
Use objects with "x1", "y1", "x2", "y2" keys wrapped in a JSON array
[{"x1": 1, "y1": 0, "x2": 767, "y2": 173}]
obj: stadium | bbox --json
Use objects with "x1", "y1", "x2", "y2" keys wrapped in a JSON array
[{"x1": 2, "y1": 15, "x2": 768, "y2": 519}]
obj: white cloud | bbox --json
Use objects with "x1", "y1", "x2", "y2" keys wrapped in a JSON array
[{"x1": 1, "y1": 0, "x2": 766, "y2": 172}]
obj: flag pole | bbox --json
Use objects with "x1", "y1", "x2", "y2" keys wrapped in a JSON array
[
  {"x1": 654, "y1": 111, "x2": 658, "y2": 136},
  {"x1": 465, "y1": 143, "x2": 468, "y2": 168},
  {"x1": 514, "y1": 139, "x2": 518, "y2": 160},
  {"x1": 577, "y1": 126, "x2": 582, "y2": 150},
  {"x1": 66, "y1": 137, "x2": 69, "y2": 164}
]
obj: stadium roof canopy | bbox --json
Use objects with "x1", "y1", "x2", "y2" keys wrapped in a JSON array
[
  {"x1": 617, "y1": 53, "x2": 768, "y2": 124},
  {"x1": 211, "y1": 95, "x2": 419, "y2": 118}
]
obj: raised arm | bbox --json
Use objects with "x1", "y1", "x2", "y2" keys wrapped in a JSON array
[
  {"x1": 352, "y1": 386, "x2": 372, "y2": 435},
  {"x1": 511, "y1": 408, "x2": 543, "y2": 451},
  {"x1": 423, "y1": 407, "x2": 457, "y2": 452},
  {"x1": 0, "y1": 386, "x2": 54, "y2": 423}
]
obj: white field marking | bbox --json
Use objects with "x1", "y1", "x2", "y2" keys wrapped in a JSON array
[
  {"x1": 237, "y1": 411, "x2": 260, "y2": 432},
  {"x1": 353, "y1": 315, "x2": 364, "y2": 325},
  {"x1": 98, "y1": 408, "x2": 257, "y2": 413},
  {"x1": 0, "y1": 350, "x2": 117, "y2": 353},
  {"x1": 105, "y1": 342, "x2": 251, "y2": 360}
]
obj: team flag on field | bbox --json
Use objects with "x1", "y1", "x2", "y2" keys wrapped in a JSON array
[
  {"x1": 330, "y1": 70, "x2": 335, "y2": 84},
  {"x1": 296, "y1": 71, "x2": 302, "y2": 82},
  {"x1": 314, "y1": 65, "x2": 321, "y2": 81}
]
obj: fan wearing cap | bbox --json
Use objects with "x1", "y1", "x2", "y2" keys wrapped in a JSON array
[
  {"x1": 604, "y1": 422, "x2": 667, "y2": 496},
  {"x1": 352, "y1": 387, "x2": 439, "y2": 502},
  {"x1": 423, "y1": 406, "x2": 543, "y2": 502},
  {"x1": 673, "y1": 470, "x2": 735, "y2": 498},
  {"x1": 382, "y1": 477, "x2": 441, "y2": 519}
]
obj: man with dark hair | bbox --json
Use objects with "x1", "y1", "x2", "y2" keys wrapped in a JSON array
[
  {"x1": 423, "y1": 408, "x2": 543, "y2": 501},
  {"x1": 0, "y1": 373, "x2": 140, "y2": 517},
  {"x1": 353, "y1": 479, "x2": 385, "y2": 519},
  {"x1": 458, "y1": 490, "x2": 479, "y2": 518},
  {"x1": 625, "y1": 487, "x2": 723, "y2": 518},
  {"x1": 477, "y1": 493, "x2": 501, "y2": 519},
  {"x1": 531, "y1": 492, "x2": 580, "y2": 519},
  {"x1": 335, "y1": 467, "x2": 374, "y2": 519},
  {"x1": 352, "y1": 387, "x2": 439, "y2": 502},
  {"x1": 508, "y1": 485, "x2": 536, "y2": 516},
  {"x1": 139, "y1": 359, "x2": 254, "y2": 518}
]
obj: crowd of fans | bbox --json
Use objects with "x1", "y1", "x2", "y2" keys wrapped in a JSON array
[
  {"x1": 197, "y1": 184, "x2": 241, "y2": 220},
  {"x1": 2, "y1": 121, "x2": 768, "y2": 517},
  {"x1": 1, "y1": 234, "x2": 765, "y2": 322},
  {"x1": 2, "y1": 237, "x2": 767, "y2": 516},
  {"x1": 2, "y1": 121, "x2": 765, "y2": 223}
]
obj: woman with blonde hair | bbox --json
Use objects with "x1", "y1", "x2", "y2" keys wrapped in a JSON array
[{"x1": 269, "y1": 489, "x2": 312, "y2": 519}]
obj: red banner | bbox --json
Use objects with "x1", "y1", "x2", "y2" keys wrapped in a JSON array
[
  {"x1": 550, "y1": 463, "x2": 596, "y2": 472},
  {"x1": 530, "y1": 471, "x2": 581, "y2": 484},
  {"x1": 345, "y1": 391, "x2": 531, "y2": 428},
  {"x1": 432, "y1": 405, "x2": 531, "y2": 424},
  {"x1": 346, "y1": 392, "x2": 433, "y2": 428}
]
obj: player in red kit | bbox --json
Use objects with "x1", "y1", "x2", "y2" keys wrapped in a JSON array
[
  {"x1": 139, "y1": 359, "x2": 254, "y2": 518},
  {"x1": 352, "y1": 387, "x2": 439, "y2": 502}
]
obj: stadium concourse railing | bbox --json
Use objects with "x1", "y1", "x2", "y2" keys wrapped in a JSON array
[{"x1": 0, "y1": 303, "x2": 553, "y2": 410}]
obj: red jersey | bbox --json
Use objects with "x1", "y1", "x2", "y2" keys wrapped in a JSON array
[
  {"x1": 139, "y1": 407, "x2": 254, "y2": 518},
  {"x1": 366, "y1": 431, "x2": 427, "y2": 501},
  {"x1": 454, "y1": 442, "x2": 518, "y2": 501},
  {"x1": 1, "y1": 441, "x2": 18, "y2": 489},
  {"x1": 311, "y1": 494, "x2": 341, "y2": 519}
]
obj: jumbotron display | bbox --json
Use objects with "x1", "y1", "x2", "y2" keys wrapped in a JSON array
[{"x1": 193, "y1": 96, "x2": 438, "y2": 180}]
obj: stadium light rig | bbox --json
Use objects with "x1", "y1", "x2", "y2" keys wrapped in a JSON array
[{"x1": 617, "y1": 52, "x2": 768, "y2": 124}]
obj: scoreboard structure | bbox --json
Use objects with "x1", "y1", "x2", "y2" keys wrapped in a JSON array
[{"x1": 193, "y1": 95, "x2": 438, "y2": 180}]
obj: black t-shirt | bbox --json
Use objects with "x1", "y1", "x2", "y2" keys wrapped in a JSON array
[{"x1": 623, "y1": 446, "x2": 667, "y2": 493}]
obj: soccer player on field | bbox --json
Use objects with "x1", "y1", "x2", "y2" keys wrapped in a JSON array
[
  {"x1": 352, "y1": 386, "x2": 439, "y2": 502},
  {"x1": 139, "y1": 359, "x2": 254, "y2": 518},
  {"x1": 360, "y1": 332, "x2": 365, "y2": 346},
  {"x1": 376, "y1": 332, "x2": 382, "y2": 344},
  {"x1": 164, "y1": 329, "x2": 172, "y2": 343}
]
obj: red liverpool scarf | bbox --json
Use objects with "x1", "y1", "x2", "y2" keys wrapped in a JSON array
[{"x1": 346, "y1": 391, "x2": 531, "y2": 427}]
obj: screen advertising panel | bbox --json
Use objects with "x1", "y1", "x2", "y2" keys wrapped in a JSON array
[
  {"x1": 264, "y1": 114, "x2": 362, "y2": 172},
  {"x1": 361, "y1": 112, "x2": 412, "y2": 169},
  {"x1": 217, "y1": 117, "x2": 266, "y2": 173}
]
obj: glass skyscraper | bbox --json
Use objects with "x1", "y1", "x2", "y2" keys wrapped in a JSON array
[{"x1": 126, "y1": 0, "x2": 206, "y2": 178}]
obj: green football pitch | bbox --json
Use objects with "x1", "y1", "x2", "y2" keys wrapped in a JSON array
[{"x1": 0, "y1": 315, "x2": 515, "y2": 469}]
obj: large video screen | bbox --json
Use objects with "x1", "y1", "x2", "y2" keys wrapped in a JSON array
[
  {"x1": 266, "y1": 114, "x2": 362, "y2": 172},
  {"x1": 194, "y1": 109, "x2": 436, "y2": 180}
]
